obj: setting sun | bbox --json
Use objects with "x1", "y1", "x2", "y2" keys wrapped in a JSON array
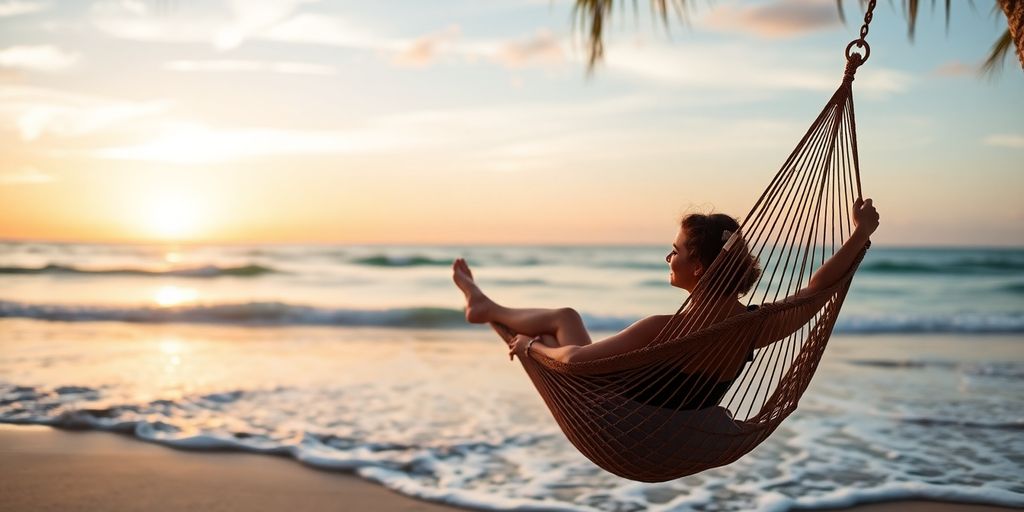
[{"x1": 146, "y1": 195, "x2": 201, "y2": 240}]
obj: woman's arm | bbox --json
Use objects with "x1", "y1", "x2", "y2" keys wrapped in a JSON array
[
  {"x1": 513, "y1": 315, "x2": 672, "y2": 364},
  {"x1": 804, "y1": 202, "x2": 876, "y2": 293},
  {"x1": 754, "y1": 198, "x2": 879, "y2": 349}
]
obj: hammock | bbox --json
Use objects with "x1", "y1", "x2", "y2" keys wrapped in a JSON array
[{"x1": 489, "y1": 4, "x2": 879, "y2": 483}]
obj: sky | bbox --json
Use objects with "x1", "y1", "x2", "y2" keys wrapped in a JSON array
[{"x1": 0, "y1": 0, "x2": 1021, "y2": 246}]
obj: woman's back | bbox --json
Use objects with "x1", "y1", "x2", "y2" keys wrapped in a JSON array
[{"x1": 610, "y1": 304, "x2": 759, "y2": 410}]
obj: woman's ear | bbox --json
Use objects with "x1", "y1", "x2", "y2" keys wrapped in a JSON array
[{"x1": 694, "y1": 263, "x2": 704, "y2": 277}]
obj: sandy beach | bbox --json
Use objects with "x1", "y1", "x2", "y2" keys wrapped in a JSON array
[
  {"x1": 0, "y1": 426, "x2": 1014, "y2": 512},
  {"x1": 0, "y1": 426, "x2": 460, "y2": 512}
]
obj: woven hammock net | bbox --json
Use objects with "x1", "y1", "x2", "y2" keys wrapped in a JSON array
[{"x1": 490, "y1": 51, "x2": 873, "y2": 483}]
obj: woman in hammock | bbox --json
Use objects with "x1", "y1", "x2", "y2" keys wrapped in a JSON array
[{"x1": 452, "y1": 198, "x2": 879, "y2": 403}]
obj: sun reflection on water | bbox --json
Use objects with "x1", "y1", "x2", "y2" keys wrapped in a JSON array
[
  {"x1": 158, "y1": 337, "x2": 182, "y2": 356},
  {"x1": 155, "y1": 336, "x2": 185, "y2": 378},
  {"x1": 153, "y1": 285, "x2": 198, "y2": 307}
]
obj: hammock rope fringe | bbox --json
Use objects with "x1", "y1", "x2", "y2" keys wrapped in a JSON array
[{"x1": 490, "y1": 1, "x2": 878, "y2": 483}]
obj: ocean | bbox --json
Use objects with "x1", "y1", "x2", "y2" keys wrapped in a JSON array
[{"x1": 1, "y1": 241, "x2": 1022, "y2": 511}]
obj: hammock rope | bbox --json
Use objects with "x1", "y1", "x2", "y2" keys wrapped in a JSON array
[{"x1": 491, "y1": 1, "x2": 878, "y2": 482}]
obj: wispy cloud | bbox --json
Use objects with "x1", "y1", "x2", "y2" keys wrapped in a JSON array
[
  {"x1": 82, "y1": 90, "x2": 807, "y2": 171},
  {"x1": 984, "y1": 134, "x2": 1024, "y2": 149},
  {"x1": 90, "y1": 0, "x2": 316, "y2": 50},
  {"x1": 0, "y1": 166, "x2": 55, "y2": 185},
  {"x1": 392, "y1": 25, "x2": 461, "y2": 68},
  {"x1": 933, "y1": 60, "x2": 978, "y2": 77},
  {"x1": 493, "y1": 29, "x2": 564, "y2": 67},
  {"x1": 259, "y1": 12, "x2": 389, "y2": 49},
  {"x1": 703, "y1": 0, "x2": 841, "y2": 38},
  {"x1": 0, "y1": 45, "x2": 77, "y2": 72},
  {"x1": 0, "y1": 0, "x2": 47, "y2": 18},
  {"x1": 90, "y1": 1, "x2": 222, "y2": 44},
  {"x1": 362, "y1": 93, "x2": 802, "y2": 173},
  {"x1": 94, "y1": 122, "x2": 419, "y2": 164},
  {"x1": 164, "y1": 59, "x2": 337, "y2": 75},
  {"x1": 91, "y1": 2, "x2": 567, "y2": 71},
  {"x1": 212, "y1": 0, "x2": 320, "y2": 50},
  {"x1": 91, "y1": 95, "x2": 660, "y2": 165},
  {"x1": 605, "y1": 42, "x2": 910, "y2": 96},
  {"x1": 0, "y1": 86, "x2": 171, "y2": 140},
  {"x1": 263, "y1": 13, "x2": 562, "y2": 70}
]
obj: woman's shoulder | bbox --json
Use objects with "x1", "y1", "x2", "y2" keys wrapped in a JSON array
[
  {"x1": 639, "y1": 314, "x2": 673, "y2": 326},
  {"x1": 630, "y1": 313, "x2": 671, "y2": 333},
  {"x1": 627, "y1": 315, "x2": 672, "y2": 334}
]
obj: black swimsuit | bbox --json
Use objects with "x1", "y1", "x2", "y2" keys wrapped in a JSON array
[{"x1": 615, "y1": 305, "x2": 758, "y2": 410}]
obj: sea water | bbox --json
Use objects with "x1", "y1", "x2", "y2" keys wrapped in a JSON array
[{"x1": 1, "y1": 241, "x2": 1022, "y2": 511}]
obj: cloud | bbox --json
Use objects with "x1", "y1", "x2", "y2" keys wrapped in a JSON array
[
  {"x1": 90, "y1": 1, "x2": 222, "y2": 44},
  {"x1": 392, "y1": 25, "x2": 461, "y2": 68},
  {"x1": 984, "y1": 134, "x2": 1024, "y2": 149},
  {"x1": 933, "y1": 60, "x2": 978, "y2": 77},
  {"x1": 89, "y1": 94, "x2": 665, "y2": 165},
  {"x1": 494, "y1": 29, "x2": 564, "y2": 67},
  {"x1": 0, "y1": 45, "x2": 77, "y2": 72},
  {"x1": 0, "y1": 166, "x2": 55, "y2": 185},
  {"x1": 605, "y1": 42, "x2": 910, "y2": 96},
  {"x1": 704, "y1": 0, "x2": 841, "y2": 38},
  {"x1": 370, "y1": 96, "x2": 808, "y2": 175},
  {"x1": 362, "y1": 93, "x2": 775, "y2": 172},
  {"x1": 91, "y1": 1, "x2": 566, "y2": 71},
  {"x1": 0, "y1": 85, "x2": 171, "y2": 140},
  {"x1": 164, "y1": 59, "x2": 336, "y2": 75},
  {"x1": 259, "y1": 12, "x2": 388, "y2": 49},
  {"x1": 265, "y1": 13, "x2": 567, "y2": 70},
  {"x1": 0, "y1": 1, "x2": 47, "y2": 18},
  {"x1": 213, "y1": 0, "x2": 320, "y2": 50},
  {"x1": 90, "y1": 0, "x2": 317, "y2": 50},
  {"x1": 93, "y1": 122, "x2": 419, "y2": 164}
]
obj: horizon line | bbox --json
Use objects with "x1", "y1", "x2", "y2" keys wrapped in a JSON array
[{"x1": 2, "y1": 237, "x2": 1023, "y2": 251}]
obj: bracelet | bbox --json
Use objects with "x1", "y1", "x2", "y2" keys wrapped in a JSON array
[{"x1": 525, "y1": 336, "x2": 541, "y2": 356}]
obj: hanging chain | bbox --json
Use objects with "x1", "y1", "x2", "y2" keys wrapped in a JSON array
[
  {"x1": 858, "y1": 0, "x2": 877, "y2": 41},
  {"x1": 844, "y1": 0, "x2": 877, "y2": 74}
]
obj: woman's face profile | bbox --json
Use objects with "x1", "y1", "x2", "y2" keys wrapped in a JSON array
[{"x1": 667, "y1": 228, "x2": 701, "y2": 291}]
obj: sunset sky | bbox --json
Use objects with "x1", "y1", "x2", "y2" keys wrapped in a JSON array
[{"x1": 0, "y1": 0, "x2": 1021, "y2": 246}]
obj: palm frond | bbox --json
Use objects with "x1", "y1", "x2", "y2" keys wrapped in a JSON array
[
  {"x1": 981, "y1": 29, "x2": 1014, "y2": 76},
  {"x1": 945, "y1": 0, "x2": 951, "y2": 33},
  {"x1": 574, "y1": 0, "x2": 681, "y2": 71},
  {"x1": 573, "y1": 0, "x2": 1011, "y2": 75},
  {"x1": 907, "y1": 0, "x2": 920, "y2": 39}
]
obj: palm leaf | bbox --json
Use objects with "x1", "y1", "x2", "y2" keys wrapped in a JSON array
[
  {"x1": 573, "y1": 0, "x2": 682, "y2": 71},
  {"x1": 574, "y1": 0, "x2": 1012, "y2": 75},
  {"x1": 981, "y1": 28, "x2": 1014, "y2": 76}
]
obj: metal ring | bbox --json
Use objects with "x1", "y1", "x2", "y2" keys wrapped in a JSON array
[{"x1": 845, "y1": 39, "x2": 871, "y2": 64}]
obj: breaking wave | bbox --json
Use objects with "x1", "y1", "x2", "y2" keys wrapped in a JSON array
[
  {"x1": 0, "y1": 263, "x2": 278, "y2": 278},
  {"x1": 2, "y1": 299, "x2": 1023, "y2": 333}
]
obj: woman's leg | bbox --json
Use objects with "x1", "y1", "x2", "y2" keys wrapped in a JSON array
[
  {"x1": 452, "y1": 258, "x2": 591, "y2": 347},
  {"x1": 487, "y1": 305, "x2": 592, "y2": 347}
]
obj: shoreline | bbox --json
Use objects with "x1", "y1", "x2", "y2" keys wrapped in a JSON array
[
  {"x1": 0, "y1": 425, "x2": 463, "y2": 512},
  {"x1": 0, "y1": 425, "x2": 1015, "y2": 512}
]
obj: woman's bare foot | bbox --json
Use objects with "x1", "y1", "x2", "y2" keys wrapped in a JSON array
[{"x1": 452, "y1": 258, "x2": 494, "y2": 324}]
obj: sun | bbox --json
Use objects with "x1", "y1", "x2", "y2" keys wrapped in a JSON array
[
  {"x1": 153, "y1": 285, "x2": 199, "y2": 307},
  {"x1": 146, "y1": 194, "x2": 201, "y2": 240}
]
